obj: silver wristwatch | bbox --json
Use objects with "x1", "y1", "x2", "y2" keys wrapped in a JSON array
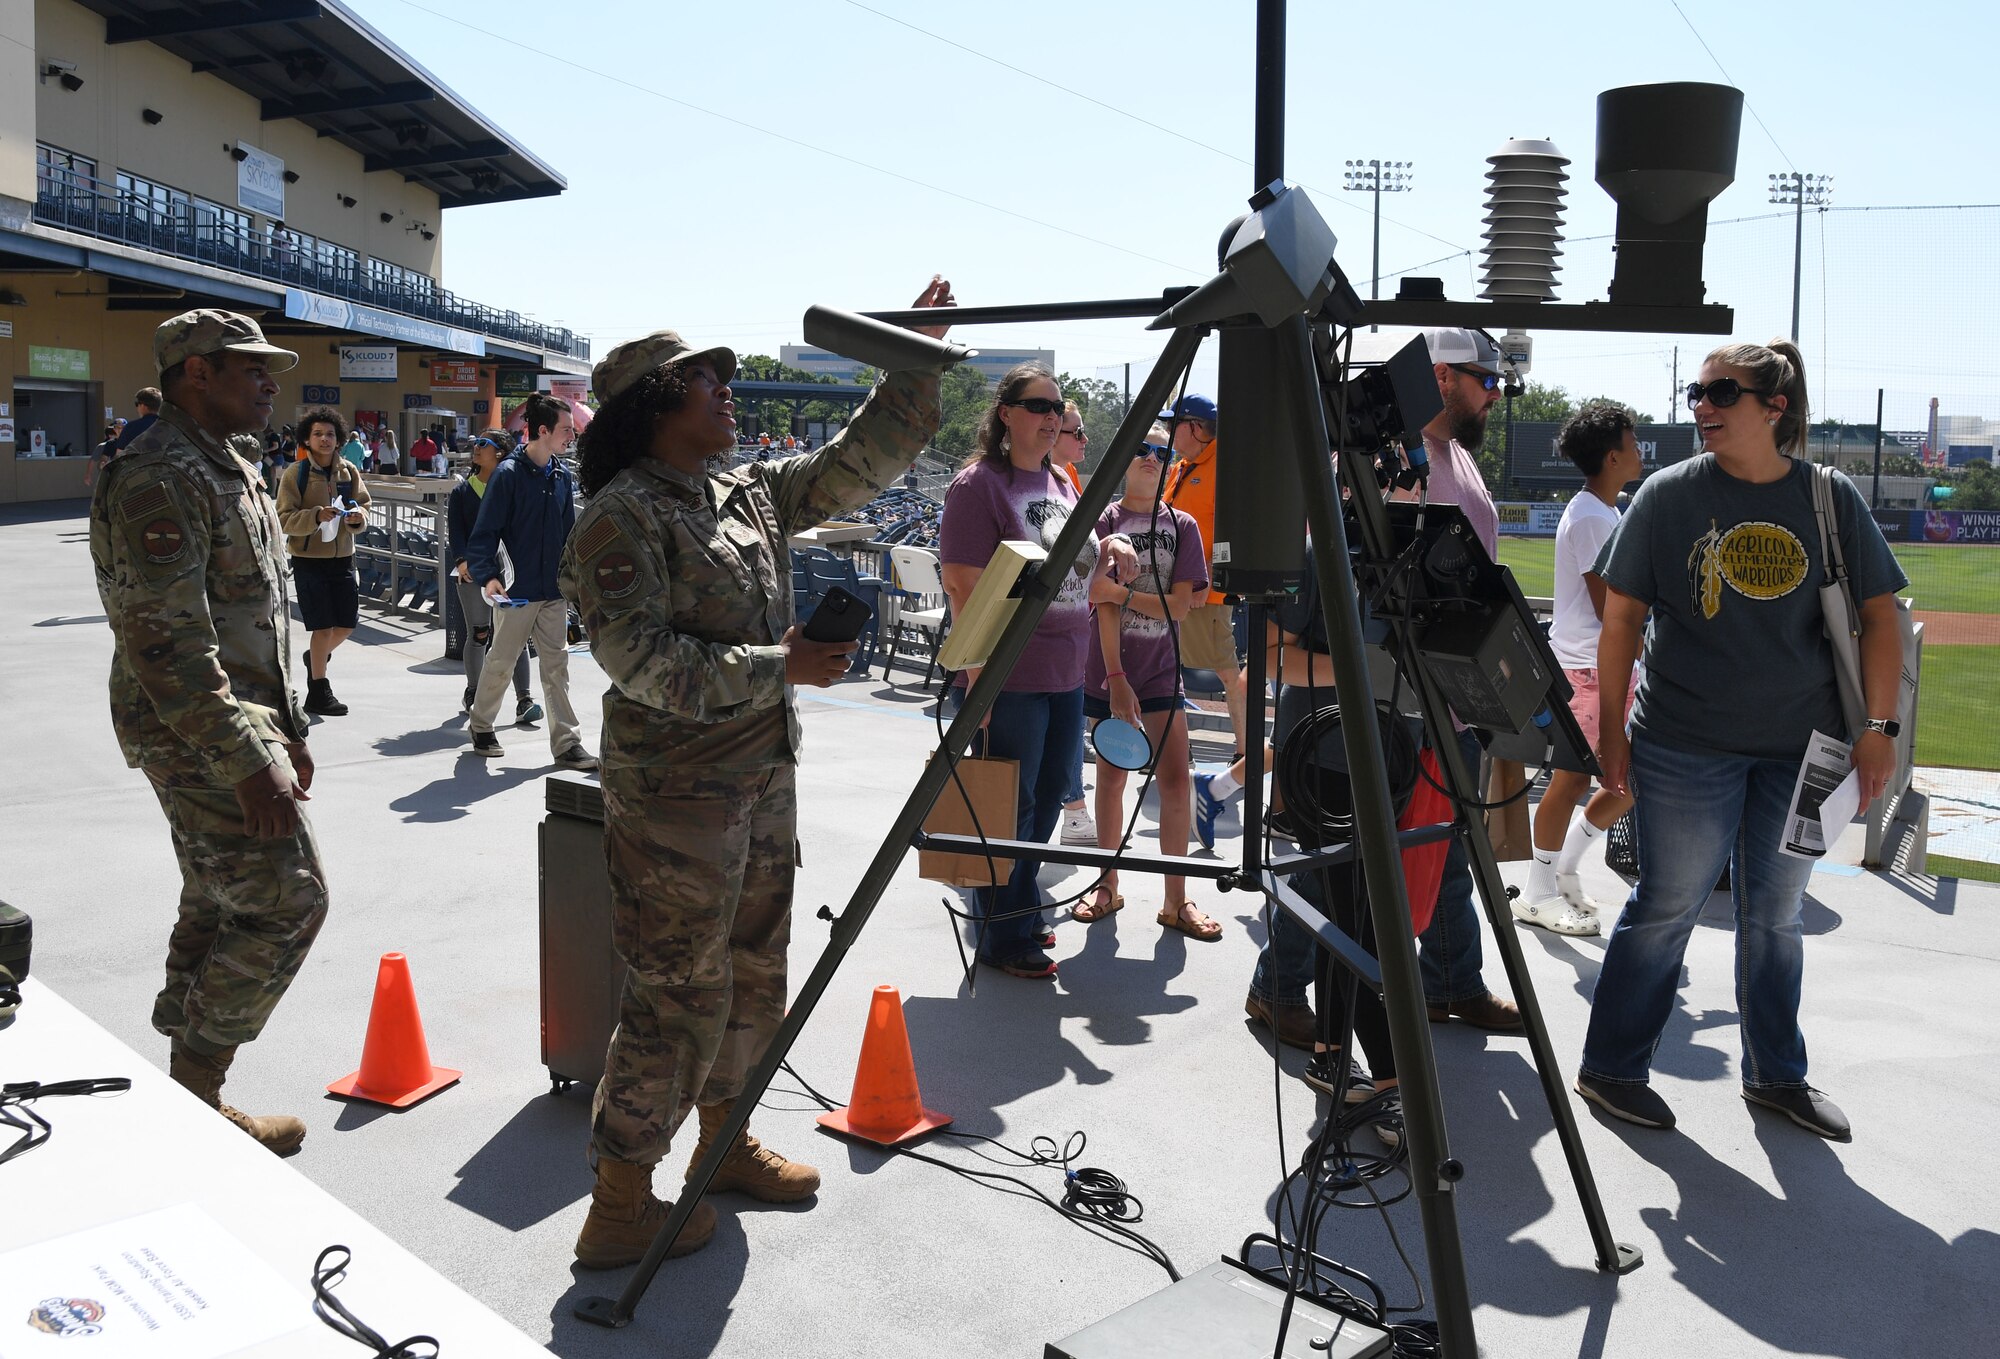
[{"x1": 1864, "y1": 717, "x2": 1900, "y2": 738}]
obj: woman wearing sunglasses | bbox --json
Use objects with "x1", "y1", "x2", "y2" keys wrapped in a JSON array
[
  {"x1": 1576, "y1": 339, "x2": 1907, "y2": 1141},
  {"x1": 1053, "y1": 402, "x2": 1097, "y2": 848},
  {"x1": 1072, "y1": 424, "x2": 1220, "y2": 940},
  {"x1": 939, "y1": 366, "x2": 1129, "y2": 979}
]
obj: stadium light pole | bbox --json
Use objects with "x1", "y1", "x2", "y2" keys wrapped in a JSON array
[
  {"x1": 1768, "y1": 171, "x2": 1832, "y2": 342},
  {"x1": 1344, "y1": 158, "x2": 1413, "y2": 331}
]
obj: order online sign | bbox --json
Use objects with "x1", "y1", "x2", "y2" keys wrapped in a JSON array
[{"x1": 0, "y1": 1204, "x2": 303, "y2": 1357}]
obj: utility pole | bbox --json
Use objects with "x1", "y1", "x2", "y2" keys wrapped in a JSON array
[
  {"x1": 1768, "y1": 171, "x2": 1832, "y2": 341},
  {"x1": 1871, "y1": 388, "x2": 1885, "y2": 510},
  {"x1": 1344, "y1": 158, "x2": 1413, "y2": 331}
]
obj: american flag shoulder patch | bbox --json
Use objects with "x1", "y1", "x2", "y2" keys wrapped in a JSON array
[
  {"x1": 574, "y1": 513, "x2": 624, "y2": 561},
  {"x1": 118, "y1": 481, "x2": 171, "y2": 524}
]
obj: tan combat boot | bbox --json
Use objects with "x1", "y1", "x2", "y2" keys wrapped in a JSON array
[
  {"x1": 168, "y1": 1042, "x2": 307, "y2": 1156},
  {"x1": 574, "y1": 1157, "x2": 716, "y2": 1270},
  {"x1": 685, "y1": 1101, "x2": 822, "y2": 1203}
]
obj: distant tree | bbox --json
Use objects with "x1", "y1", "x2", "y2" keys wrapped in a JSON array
[
  {"x1": 1949, "y1": 460, "x2": 2000, "y2": 511},
  {"x1": 931, "y1": 364, "x2": 992, "y2": 460},
  {"x1": 1577, "y1": 395, "x2": 1654, "y2": 424},
  {"x1": 732, "y1": 352, "x2": 852, "y2": 442},
  {"x1": 1481, "y1": 381, "x2": 1575, "y2": 497},
  {"x1": 1058, "y1": 373, "x2": 1130, "y2": 472},
  {"x1": 1879, "y1": 452, "x2": 1925, "y2": 477}
]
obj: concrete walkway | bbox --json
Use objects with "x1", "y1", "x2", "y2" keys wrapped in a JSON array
[{"x1": 7, "y1": 501, "x2": 1996, "y2": 1358}]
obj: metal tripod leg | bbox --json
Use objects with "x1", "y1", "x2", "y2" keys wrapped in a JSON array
[
  {"x1": 1406, "y1": 678, "x2": 1643, "y2": 1276},
  {"x1": 1276, "y1": 313, "x2": 1480, "y2": 1358}
]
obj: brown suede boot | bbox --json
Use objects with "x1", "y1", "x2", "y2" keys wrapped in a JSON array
[
  {"x1": 168, "y1": 1042, "x2": 307, "y2": 1156},
  {"x1": 574, "y1": 1157, "x2": 716, "y2": 1270},
  {"x1": 685, "y1": 1101, "x2": 822, "y2": 1203}
]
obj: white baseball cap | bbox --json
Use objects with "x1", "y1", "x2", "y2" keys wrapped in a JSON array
[{"x1": 1421, "y1": 327, "x2": 1504, "y2": 375}]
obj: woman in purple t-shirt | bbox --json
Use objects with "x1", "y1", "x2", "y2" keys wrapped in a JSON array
[
  {"x1": 1073, "y1": 432, "x2": 1221, "y2": 941},
  {"x1": 939, "y1": 365, "x2": 1111, "y2": 979}
]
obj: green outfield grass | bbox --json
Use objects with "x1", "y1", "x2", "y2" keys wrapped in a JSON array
[
  {"x1": 1927, "y1": 854, "x2": 2000, "y2": 885},
  {"x1": 1498, "y1": 537, "x2": 2000, "y2": 615},
  {"x1": 1889, "y1": 543, "x2": 2000, "y2": 614},
  {"x1": 1497, "y1": 538, "x2": 1556, "y2": 598},
  {"x1": 1914, "y1": 645, "x2": 2000, "y2": 770}
]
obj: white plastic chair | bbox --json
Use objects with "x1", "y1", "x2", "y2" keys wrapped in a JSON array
[{"x1": 883, "y1": 545, "x2": 948, "y2": 688}]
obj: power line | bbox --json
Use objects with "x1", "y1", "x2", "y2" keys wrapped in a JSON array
[
  {"x1": 384, "y1": 0, "x2": 1201, "y2": 276},
  {"x1": 839, "y1": 0, "x2": 1472, "y2": 255},
  {"x1": 1669, "y1": 0, "x2": 1795, "y2": 170}
]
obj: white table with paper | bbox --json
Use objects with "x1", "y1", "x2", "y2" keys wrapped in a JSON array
[{"x1": 0, "y1": 979, "x2": 547, "y2": 1358}]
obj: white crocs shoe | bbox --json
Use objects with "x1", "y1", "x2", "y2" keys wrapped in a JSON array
[
  {"x1": 1556, "y1": 871, "x2": 1607, "y2": 915},
  {"x1": 1512, "y1": 893, "x2": 1601, "y2": 937}
]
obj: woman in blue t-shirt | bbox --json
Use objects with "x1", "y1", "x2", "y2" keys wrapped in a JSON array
[{"x1": 1577, "y1": 339, "x2": 1907, "y2": 1141}]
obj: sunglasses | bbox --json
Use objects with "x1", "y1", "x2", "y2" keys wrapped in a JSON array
[
  {"x1": 1451, "y1": 365, "x2": 1501, "y2": 391},
  {"x1": 1058, "y1": 426, "x2": 1087, "y2": 440},
  {"x1": 1138, "y1": 443, "x2": 1171, "y2": 462},
  {"x1": 1004, "y1": 397, "x2": 1066, "y2": 416},
  {"x1": 1684, "y1": 378, "x2": 1772, "y2": 411}
]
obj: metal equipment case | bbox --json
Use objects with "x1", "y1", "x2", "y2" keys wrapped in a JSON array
[{"x1": 538, "y1": 773, "x2": 625, "y2": 1094}]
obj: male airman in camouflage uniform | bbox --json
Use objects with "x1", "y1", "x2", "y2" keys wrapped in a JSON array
[
  {"x1": 89, "y1": 309, "x2": 325, "y2": 1155},
  {"x1": 559, "y1": 278, "x2": 951, "y2": 1267}
]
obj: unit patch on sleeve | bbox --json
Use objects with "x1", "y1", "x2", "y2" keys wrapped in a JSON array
[{"x1": 594, "y1": 551, "x2": 639, "y2": 600}]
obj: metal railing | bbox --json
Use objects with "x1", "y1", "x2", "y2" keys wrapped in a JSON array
[{"x1": 31, "y1": 167, "x2": 586, "y2": 360}]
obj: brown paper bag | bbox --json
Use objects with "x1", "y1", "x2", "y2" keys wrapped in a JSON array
[
  {"x1": 1483, "y1": 757, "x2": 1533, "y2": 862},
  {"x1": 918, "y1": 751, "x2": 1019, "y2": 888}
]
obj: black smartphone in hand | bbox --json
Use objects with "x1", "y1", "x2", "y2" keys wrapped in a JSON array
[{"x1": 802, "y1": 584, "x2": 874, "y2": 644}]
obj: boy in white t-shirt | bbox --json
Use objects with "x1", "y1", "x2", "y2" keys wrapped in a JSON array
[{"x1": 1519, "y1": 403, "x2": 1644, "y2": 935}]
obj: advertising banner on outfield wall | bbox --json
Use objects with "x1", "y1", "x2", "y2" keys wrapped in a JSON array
[
  {"x1": 1508, "y1": 421, "x2": 1698, "y2": 488},
  {"x1": 1495, "y1": 503, "x2": 1569, "y2": 536},
  {"x1": 1912, "y1": 510, "x2": 2000, "y2": 544}
]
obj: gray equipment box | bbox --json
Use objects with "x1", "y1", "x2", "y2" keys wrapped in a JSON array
[
  {"x1": 538, "y1": 773, "x2": 625, "y2": 1095},
  {"x1": 1045, "y1": 1258, "x2": 1391, "y2": 1359}
]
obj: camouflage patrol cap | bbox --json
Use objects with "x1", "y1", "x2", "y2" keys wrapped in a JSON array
[
  {"x1": 154, "y1": 309, "x2": 300, "y2": 374},
  {"x1": 592, "y1": 330, "x2": 736, "y2": 405}
]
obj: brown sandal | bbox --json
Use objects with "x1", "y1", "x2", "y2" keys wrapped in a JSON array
[
  {"x1": 1074, "y1": 893, "x2": 1124, "y2": 923},
  {"x1": 1158, "y1": 901, "x2": 1223, "y2": 941}
]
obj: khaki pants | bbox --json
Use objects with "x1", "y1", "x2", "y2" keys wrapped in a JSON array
[{"x1": 468, "y1": 598, "x2": 579, "y2": 754}]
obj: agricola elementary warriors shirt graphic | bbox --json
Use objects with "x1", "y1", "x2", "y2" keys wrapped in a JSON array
[{"x1": 1685, "y1": 519, "x2": 1808, "y2": 619}]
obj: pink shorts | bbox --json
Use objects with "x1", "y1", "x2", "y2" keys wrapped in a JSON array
[{"x1": 1564, "y1": 667, "x2": 1638, "y2": 751}]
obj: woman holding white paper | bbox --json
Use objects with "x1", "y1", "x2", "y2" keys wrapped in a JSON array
[
  {"x1": 275, "y1": 407, "x2": 370, "y2": 717},
  {"x1": 1576, "y1": 339, "x2": 1906, "y2": 1142}
]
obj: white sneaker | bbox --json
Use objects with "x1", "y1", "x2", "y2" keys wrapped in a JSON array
[
  {"x1": 1556, "y1": 871, "x2": 1607, "y2": 915},
  {"x1": 1512, "y1": 893, "x2": 1600, "y2": 937},
  {"x1": 1060, "y1": 807, "x2": 1096, "y2": 846}
]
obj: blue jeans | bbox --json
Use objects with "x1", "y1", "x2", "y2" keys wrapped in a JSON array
[
  {"x1": 1580, "y1": 734, "x2": 1815, "y2": 1089},
  {"x1": 1249, "y1": 898, "x2": 1317, "y2": 1008},
  {"x1": 1417, "y1": 728, "x2": 1489, "y2": 1007},
  {"x1": 957, "y1": 687, "x2": 1084, "y2": 963},
  {"x1": 1065, "y1": 729, "x2": 1086, "y2": 805}
]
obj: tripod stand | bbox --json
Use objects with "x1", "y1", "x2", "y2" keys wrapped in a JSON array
[{"x1": 575, "y1": 2, "x2": 1740, "y2": 1345}]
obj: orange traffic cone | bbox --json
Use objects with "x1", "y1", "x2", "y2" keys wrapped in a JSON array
[
  {"x1": 327, "y1": 952, "x2": 461, "y2": 1108},
  {"x1": 816, "y1": 985, "x2": 951, "y2": 1145}
]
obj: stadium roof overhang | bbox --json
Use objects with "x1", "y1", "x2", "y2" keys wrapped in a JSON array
[{"x1": 70, "y1": 0, "x2": 564, "y2": 209}]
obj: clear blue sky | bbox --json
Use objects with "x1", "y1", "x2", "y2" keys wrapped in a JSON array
[{"x1": 350, "y1": 0, "x2": 2000, "y2": 432}]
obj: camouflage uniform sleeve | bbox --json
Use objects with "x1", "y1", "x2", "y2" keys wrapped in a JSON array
[
  {"x1": 559, "y1": 500, "x2": 788, "y2": 722},
  {"x1": 766, "y1": 366, "x2": 943, "y2": 535},
  {"x1": 100, "y1": 467, "x2": 277, "y2": 785}
]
